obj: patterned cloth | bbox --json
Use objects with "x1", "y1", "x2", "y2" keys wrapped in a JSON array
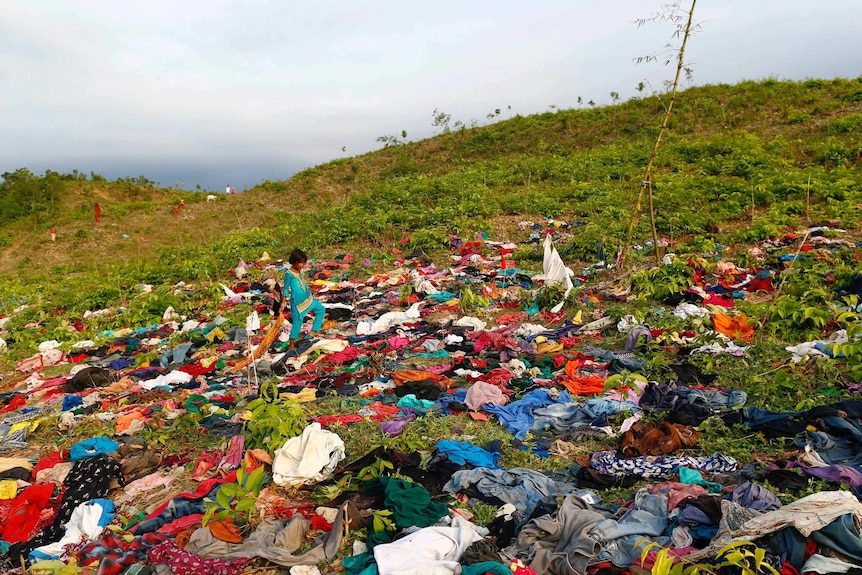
[
  {"x1": 590, "y1": 450, "x2": 737, "y2": 479},
  {"x1": 23, "y1": 454, "x2": 124, "y2": 555},
  {"x1": 147, "y1": 541, "x2": 247, "y2": 575}
]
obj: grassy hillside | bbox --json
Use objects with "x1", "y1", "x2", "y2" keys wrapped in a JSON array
[
  {"x1": 3, "y1": 79, "x2": 862, "y2": 572},
  {"x1": 1, "y1": 77, "x2": 861, "y2": 315}
]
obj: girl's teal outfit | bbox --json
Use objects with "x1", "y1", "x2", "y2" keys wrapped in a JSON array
[{"x1": 284, "y1": 267, "x2": 325, "y2": 340}]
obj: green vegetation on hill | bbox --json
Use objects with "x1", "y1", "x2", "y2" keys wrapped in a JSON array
[{"x1": 1, "y1": 77, "x2": 861, "y2": 324}]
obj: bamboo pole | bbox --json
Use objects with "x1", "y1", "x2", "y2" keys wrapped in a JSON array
[{"x1": 621, "y1": 0, "x2": 698, "y2": 268}]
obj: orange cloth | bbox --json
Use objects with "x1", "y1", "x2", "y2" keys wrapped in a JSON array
[
  {"x1": 390, "y1": 370, "x2": 453, "y2": 388},
  {"x1": 243, "y1": 449, "x2": 273, "y2": 468},
  {"x1": 208, "y1": 517, "x2": 243, "y2": 543},
  {"x1": 712, "y1": 313, "x2": 755, "y2": 342},
  {"x1": 174, "y1": 527, "x2": 196, "y2": 549},
  {"x1": 560, "y1": 361, "x2": 605, "y2": 395},
  {"x1": 560, "y1": 375, "x2": 605, "y2": 396},
  {"x1": 116, "y1": 410, "x2": 146, "y2": 433}
]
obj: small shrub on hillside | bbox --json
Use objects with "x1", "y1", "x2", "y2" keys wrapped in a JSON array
[{"x1": 408, "y1": 227, "x2": 448, "y2": 253}]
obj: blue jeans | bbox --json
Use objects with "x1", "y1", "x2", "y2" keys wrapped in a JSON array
[{"x1": 290, "y1": 299, "x2": 325, "y2": 340}]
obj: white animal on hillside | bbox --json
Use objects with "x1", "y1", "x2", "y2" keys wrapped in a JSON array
[{"x1": 206, "y1": 195, "x2": 218, "y2": 202}]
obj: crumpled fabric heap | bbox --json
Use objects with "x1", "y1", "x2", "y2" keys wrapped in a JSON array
[
  {"x1": 272, "y1": 423, "x2": 345, "y2": 486},
  {"x1": 185, "y1": 511, "x2": 347, "y2": 567}
]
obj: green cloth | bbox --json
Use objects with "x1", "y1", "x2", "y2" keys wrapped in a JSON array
[
  {"x1": 343, "y1": 552, "x2": 378, "y2": 575},
  {"x1": 396, "y1": 394, "x2": 436, "y2": 411},
  {"x1": 461, "y1": 562, "x2": 512, "y2": 575},
  {"x1": 184, "y1": 394, "x2": 208, "y2": 414},
  {"x1": 412, "y1": 350, "x2": 449, "y2": 359},
  {"x1": 363, "y1": 476, "x2": 449, "y2": 530},
  {"x1": 678, "y1": 467, "x2": 723, "y2": 493}
]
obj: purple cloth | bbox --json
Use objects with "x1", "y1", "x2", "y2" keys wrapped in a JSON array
[{"x1": 381, "y1": 415, "x2": 416, "y2": 436}]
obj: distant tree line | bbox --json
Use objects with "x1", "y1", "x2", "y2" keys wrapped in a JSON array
[{"x1": 0, "y1": 168, "x2": 157, "y2": 227}]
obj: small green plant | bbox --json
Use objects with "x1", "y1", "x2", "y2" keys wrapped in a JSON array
[
  {"x1": 243, "y1": 382, "x2": 307, "y2": 450},
  {"x1": 358, "y1": 457, "x2": 395, "y2": 480},
  {"x1": 459, "y1": 286, "x2": 490, "y2": 312},
  {"x1": 202, "y1": 462, "x2": 266, "y2": 525},
  {"x1": 630, "y1": 262, "x2": 694, "y2": 301},
  {"x1": 311, "y1": 474, "x2": 356, "y2": 504},
  {"x1": 371, "y1": 509, "x2": 395, "y2": 533}
]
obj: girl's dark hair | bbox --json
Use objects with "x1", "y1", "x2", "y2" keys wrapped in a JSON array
[{"x1": 288, "y1": 248, "x2": 308, "y2": 265}]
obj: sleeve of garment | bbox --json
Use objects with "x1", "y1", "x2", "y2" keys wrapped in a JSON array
[{"x1": 282, "y1": 273, "x2": 292, "y2": 299}]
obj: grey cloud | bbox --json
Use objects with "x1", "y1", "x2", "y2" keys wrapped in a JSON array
[{"x1": 2, "y1": 0, "x2": 860, "y2": 191}]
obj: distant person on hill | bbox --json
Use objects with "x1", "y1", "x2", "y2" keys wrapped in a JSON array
[
  {"x1": 50, "y1": 226, "x2": 56, "y2": 242},
  {"x1": 179, "y1": 198, "x2": 185, "y2": 208},
  {"x1": 94, "y1": 203, "x2": 101, "y2": 223},
  {"x1": 226, "y1": 184, "x2": 231, "y2": 195},
  {"x1": 231, "y1": 187, "x2": 237, "y2": 195},
  {"x1": 282, "y1": 248, "x2": 326, "y2": 348}
]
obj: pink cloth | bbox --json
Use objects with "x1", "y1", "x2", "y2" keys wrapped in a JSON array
[
  {"x1": 646, "y1": 482, "x2": 709, "y2": 511},
  {"x1": 148, "y1": 541, "x2": 247, "y2": 575},
  {"x1": 465, "y1": 381, "x2": 509, "y2": 410}
]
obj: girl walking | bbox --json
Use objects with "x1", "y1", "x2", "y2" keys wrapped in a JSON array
[{"x1": 283, "y1": 249, "x2": 326, "y2": 347}]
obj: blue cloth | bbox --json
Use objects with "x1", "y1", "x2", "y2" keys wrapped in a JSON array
[
  {"x1": 424, "y1": 292, "x2": 457, "y2": 302},
  {"x1": 159, "y1": 342, "x2": 193, "y2": 368},
  {"x1": 62, "y1": 395, "x2": 84, "y2": 411},
  {"x1": 591, "y1": 492, "x2": 670, "y2": 566},
  {"x1": 108, "y1": 358, "x2": 135, "y2": 371},
  {"x1": 70, "y1": 436, "x2": 120, "y2": 461},
  {"x1": 531, "y1": 402, "x2": 600, "y2": 435},
  {"x1": 728, "y1": 481, "x2": 782, "y2": 511},
  {"x1": 443, "y1": 466, "x2": 582, "y2": 527},
  {"x1": 484, "y1": 389, "x2": 572, "y2": 440},
  {"x1": 435, "y1": 439, "x2": 500, "y2": 469},
  {"x1": 284, "y1": 268, "x2": 313, "y2": 312},
  {"x1": 436, "y1": 389, "x2": 467, "y2": 415}
]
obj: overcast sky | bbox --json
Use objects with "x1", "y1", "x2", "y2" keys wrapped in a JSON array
[{"x1": 2, "y1": 1, "x2": 860, "y2": 191}]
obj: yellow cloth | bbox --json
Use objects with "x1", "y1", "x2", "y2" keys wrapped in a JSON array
[
  {"x1": 0, "y1": 479, "x2": 18, "y2": 499},
  {"x1": 30, "y1": 560, "x2": 81, "y2": 575},
  {"x1": 282, "y1": 388, "x2": 317, "y2": 403},
  {"x1": 206, "y1": 328, "x2": 227, "y2": 342}
]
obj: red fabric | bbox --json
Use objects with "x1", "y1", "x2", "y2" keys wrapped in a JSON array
[
  {"x1": 156, "y1": 513, "x2": 204, "y2": 536},
  {"x1": 0, "y1": 394, "x2": 25, "y2": 414},
  {"x1": 495, "y1": 312, "x2": 527, "y2": 325},
  {"x1": 747, "y1": 276, "x2": 773, "y2": 292},
  {"x1": 325, "y1": 346, "x2": 362, "y2": 365},
  {"x1": 27, "y1": 377, "x2": 68, "y2": 394},
  {"x1": 273, "y1": 505, "x2": 333, "y2": 531},
  {"x1": 0, "y1": 483, "x2": 55, "y2": 543},
  {"x1": 315, "y1": 414, "x2": 364, "y2": 427},
  {"x1": 94, "y1": 203, "x2": 101, "y2": 223},
  {"x1": 32, "y1": 450, "x2": 67, "y2": 477},
  {"x1": 705, "y1": 295, "x2": 734, "y2": 308},
  {"x1": 178, "y1": 363, "x2": 215, "y2": 377},
  {"x1": 310, "y1": 515, "x2": 333, "y2": 531},
  {"x1": 477, "y1": 368, "x2": 517, "y2": 388}
]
